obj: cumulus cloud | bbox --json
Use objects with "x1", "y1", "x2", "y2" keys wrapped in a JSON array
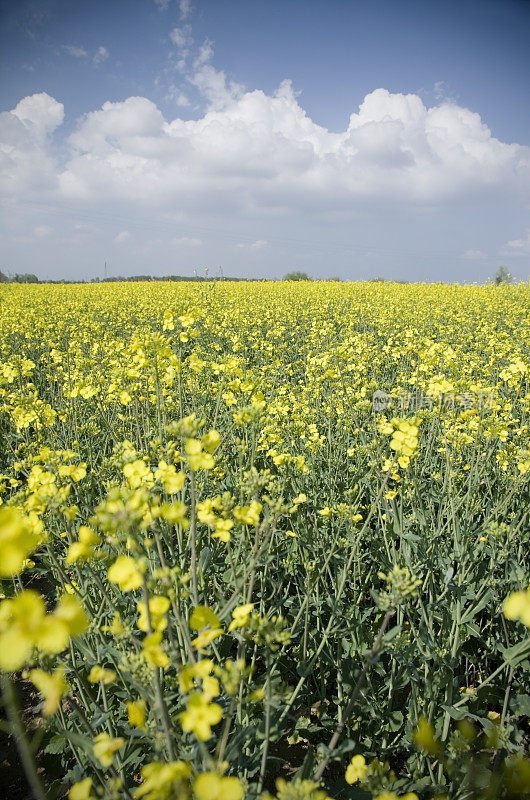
[
  {"x1": 1, "y1": 86, "x2": 529, "y2": 219},
  {"x1": 10, "y1": 92, "x2": 64, "y2": 137},
  {"x1": 0, "y1": 93, "x2": 65, "y2": 197},
  {"x1": 56, "y1": 85, "x2": 529, "y2": 209}
]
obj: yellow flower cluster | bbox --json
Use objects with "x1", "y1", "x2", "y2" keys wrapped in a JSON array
[
  {"x1": 0, "y1": 506, "x2": 43, "y2": 576},
  {"x1": 380, "y1": 417, "x2": 421, "y2": 469},
  {"x1": 0, "y1": 590, "x2": 87, "y2": 671}
]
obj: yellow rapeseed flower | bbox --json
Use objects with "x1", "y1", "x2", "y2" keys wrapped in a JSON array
[
  {"x1": 345, "y1": 754, "x2": 367, "y2": 784},
  {"x1": 179, "y1": 692, "x2": 222, "y2": 741},
  {"x1": 134, "y1": 761, "x2": 191, "y2": 800},
  {"x1": 190, "y1": 605, "x2": 221, "y2": 630},
  {"x1": 154, "y1": 460, "x2": 185, "y2": 494},
  {"x1": 194, "y1": 772, "x2": 244, "y2": 800},
  {"x1": 29, "y1": 667, "x2": 69, "y2": 716},
  {"x1": 233, "y1": 501, "x2": 262, "y2": 526},
  {"x1": 0, "y1": 590, "x2": 81, "y2": 671},
  {"x1": 108, "y1": 555, "x2": 143, "y2": 591},
  {"x1": 68, "y1": 778, "x2": 94, "y2": 800},
  {"x1": 127, "y1": 698, "x2": 147, "y2": 730},
  {"x1": 88, "y1": 665, "x2": 117, "y2": 684},
  {"x1": 93, "y1": 731, "x2": 124, "y2": 767},
  {"x1": 179, "y1": 659, "x2": 214, "y2": 693},
  {"x1": 185, "y1": 439, "x2": 215, "y2": 471},
  {"x1": 141, "y1": 631, "x2": 170, "y2": 669},
  {"x1": 504, "y1": 587, "x2": 530, "y2": 627},
  {"x1": 228, "y1": 603, "x2": 254, "y2": 632},
  {"x1": 123, "y1": 460, "x2": 154, "y2": 489},
  {"x1": 0, "y1": 506, "x2": 41, "y2": 577}
]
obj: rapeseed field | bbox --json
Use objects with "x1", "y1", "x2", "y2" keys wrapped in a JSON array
[{"x1": 0, "y1": 280, "x2": 529, "y2": 800}]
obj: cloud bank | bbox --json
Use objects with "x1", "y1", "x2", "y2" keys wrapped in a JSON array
[{"x1": 1, "y1": 83, "x2": 528, "y2": 218}]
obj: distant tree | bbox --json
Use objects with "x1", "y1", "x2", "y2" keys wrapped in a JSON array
[
  {"x1": 0, "y1": 270, "x2": 8, "y2": 283},
  {"x1": 493, "y1": 265, "x2": 513, "y2": 285},
  {"x1": 283, "y1": 271, "x2": 311, "y2": 281},
  {"x1": 13, "y1": 273, "x2": 39, "y2": 283}
]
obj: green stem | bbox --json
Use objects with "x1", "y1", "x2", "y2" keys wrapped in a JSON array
[
  {"x1": 142, "y1": 577, "x2": 176, "y2": 760},
  {"x1": 257, "y1": 656, "x2": 272, "y2": 794},
  {"x1": 189, "y1": 472, "x2": 199, "y2": 606}
]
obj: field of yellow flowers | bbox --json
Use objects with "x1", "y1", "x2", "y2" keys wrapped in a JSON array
[{"x1": 0, "y1": 280, "x2": 529, "y2": 800}]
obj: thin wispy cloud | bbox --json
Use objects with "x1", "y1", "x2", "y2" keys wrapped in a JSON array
[
  {"x1": 179, "y1": 0, "x2": 192, "y2": 20},
  {"x1": 171, "y1": 236, "x2": 202, "y2": 246},
  {"x1": 237, "y1": 240, "x2": 269, "y2": 250},
  {"x1": 62, "y1": 45, "x2": 88, "y2": 59},
  {"x1": 62, "y1": 44, "x2": 109, "y2": 67},
  {"x1": 460, "y1": 250, "x2": 487, "y2": 260},
  {"x1": 93, "y1": 46, "x2": 109, "y2": 66},
  {"x1": 502, "y1": 230, "x2": 530, "y2": 255},
  {"x1": 152, "y1": 0, "x2": 191, "y2": 15}
]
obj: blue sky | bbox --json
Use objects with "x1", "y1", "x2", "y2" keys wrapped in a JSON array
[{"x1": 1, "y1": 0, "x2": 529, "y2": 281}]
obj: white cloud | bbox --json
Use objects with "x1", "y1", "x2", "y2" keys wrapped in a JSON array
[
  {"x1": 433, "y1": 81, "x2": 458, "y2": 103},
  {"x1": 460, "y1": 249, "x2": 487, "y2": 260},
  {"x1": 152, "y1": 0, "x2": 191, "y2": 15},
  {"x1": 63, "y1": 45, "x2": 88, "y2": 59},
  {"x1": 55, "y1": 85, "x2": 528, "y2": 209},
  {"x1": 163, "y1": 83, "x2": 191, "y2": 107},
  {"x1": 169, "y1": 26, "x2": 192, "y2": 50},
  {"x1": 237, "y1": 240, "x2": 268, "y2": 250},
  {"x1": 2, "y1": 87, "x2": 529, "y2": 221},
  {"x1": 93, "y1": 46, "x2": 109, "y2": 66},
  {"x1": 62, "y1": 44, "x2": 108, "y2": 67},
  {"x1": 179, "y1": 0, "x2": 192, "y2": 19},
  {"x1": 502, "y1": 229, "x2": 530, "y2": 255},
  {"x1": 188, "y1": 62, "x2": 243, "y2": 110},
  {"x1": 0, "y1": 93, "x2": 64, "y2": 197},
  {"x1": 74, "y1": 222, "x2": 96, "y2": 232},
  {"x1": 167, "y1": 33, "x2": 241, "y2": 109},
  {"x1": 183, "y1": 40, "x2": 244, "y2": 111},
  {"x1": 10, "y1": 92, "x2": 64, "y2": 137},
  {"x1": 193, "y1": 40, "x2": 214, "y2": 68},
  {"x1": 114, "y1": 231, "x2": 130, "y2": 243},
  {"x1": 434, "y1": 81, "x2": 447, "y2": 100},
  {"x1": 171, "y1": 236, "x2": 202, "y2": 246},
  {"x1": 34, "y1": 225, "x2": 53, "y2": 237}
]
